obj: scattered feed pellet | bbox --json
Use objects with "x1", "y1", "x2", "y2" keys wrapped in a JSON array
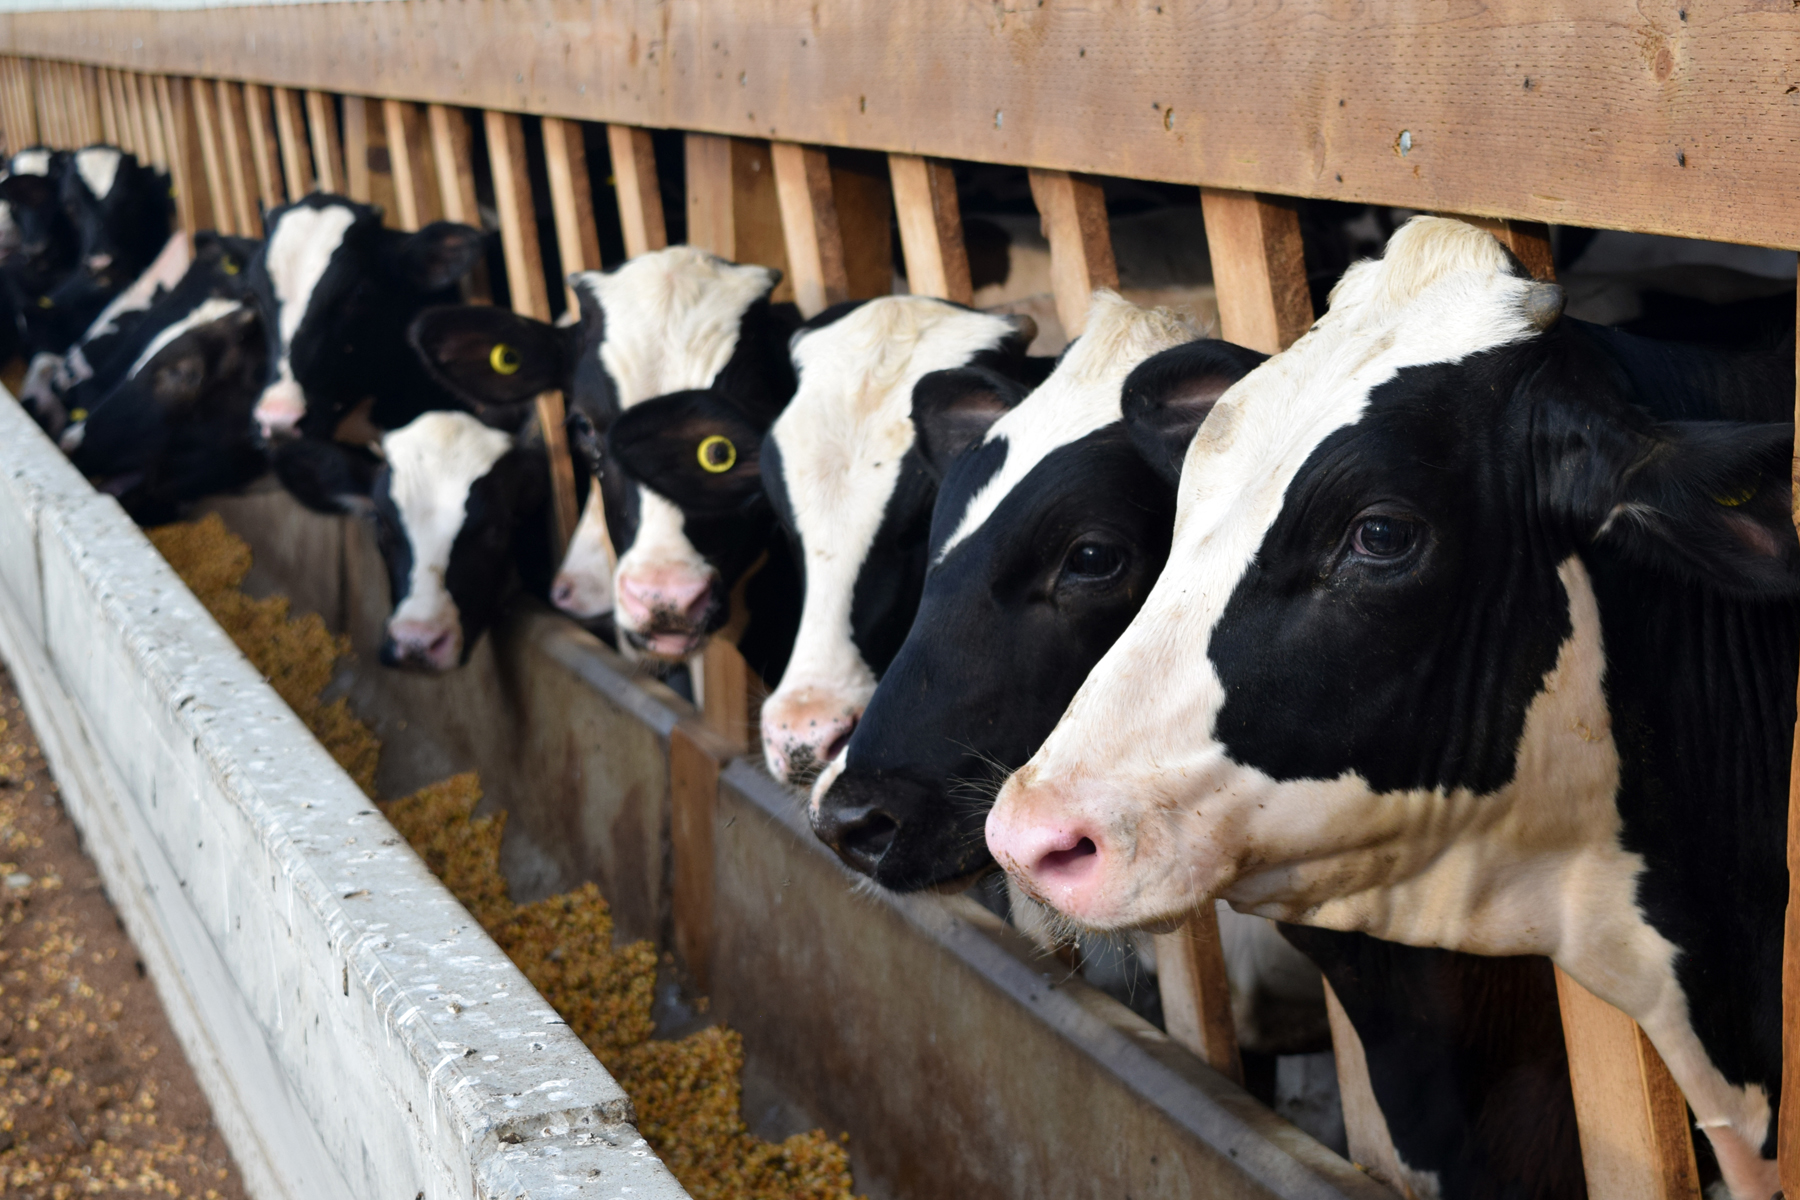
[
  {"x1": 0, "y1": 663, "x2": 247, "y2": 1200},
  {"x1": 150, "y1": 514, "x2": 860, "y2": 1200}
]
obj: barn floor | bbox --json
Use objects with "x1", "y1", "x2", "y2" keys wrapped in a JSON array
[{"x1": 0, "y1": 662, "x2": 247, "y2": 1200}]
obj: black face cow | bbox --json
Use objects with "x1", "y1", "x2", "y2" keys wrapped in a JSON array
[
  {"x1": 410, "y1": 245, "x2": 800, "y2": 669},
  {"x1": 756, "y1": 294, "x2": 1044, "y2": 786},
  {"x1": 987, "y1": 217, "x2": 1797, "y2": 1199},
  {"x1": 0, "y1": 147, "x2": 76, "y2": 301},
  {"x1": 275, "y1": 411, "x2": 549, "y2": 671},
  {"x1": 247, "y1": 194, "x2": 484, "y2": 441}
]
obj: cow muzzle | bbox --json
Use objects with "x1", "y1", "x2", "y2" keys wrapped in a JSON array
[
  {"x1": 550, "y1": 565, "x2": 613, "y2": 621},
  {"x1": 381, "y1": 616, "x2": 464, "y2": 672},
  {"x1": 253, "y1": 379, "x2": 307, "y2": 442},
  {"x1": 762, "y1": 687, "x2": 861, "y2": 787},
  {"x1": 986, "y1": 772, "x2": 1113, "y2": 925},
  {"x1": 614, "y1": 566, "x2": 717, "y2": 660}
]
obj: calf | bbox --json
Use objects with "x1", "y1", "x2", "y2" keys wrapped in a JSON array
[
  {"x1": 410, "y1": 245, "x2": 800, "y2": 669},
  {"x1": 987, "y1": 216, "x2": 1796, "y2": 1199},
  {"x1": 274, "y1": 411, "x2": 550, "y2": 671},
  {"x1": 0, "y1": 147, "x2": 77, "y2": 301},
  {"x1": 757, "y1": 294, "x2": 1043, "y2": 784},
  {"x1": 247, "y1": 194, "x2": 484, "y2": 441}
]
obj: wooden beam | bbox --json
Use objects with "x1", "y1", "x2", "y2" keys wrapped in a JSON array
[
  {"x1": 888, "y1": 154, "x2": 971, "y2": 304},
  {"x1": 1324, "y1": 982, "x2": 1411, "y2": 1192},
  {"x1": 270, "y1": 86, "x2": 312, "y2": 196},
  {"x1": 770, "y1": 142, "x2": 847, "y2": 319},
  {"x1": 540, "y1": 115, "x2": 602, "y2": 306},
  {"x1": 382, "y1": 99, "x2": 440, "y2": 232},
  {"x1": 303, "y1": 89, "x2": 343, "y2": 195},
  {"x1": 188, "y1": 75, "x2": 234, "y2": 235},
  {"x1": 1153, "y1": 905, "x2": 1243, "y2": 1084},
  {"x1": 606, "y1": 123, "x2": 665, "y2": 260},
  {"x1": 1555, "y1": 968, "x2": 1702, "y2": 1200},
  {"x1": 1028, "y1": 167, "x2": 1119, "y2": 337},
  {"x1": 484, "y1": 108, "x2": 550, "y2": 322},
  {"x1": 1199, "y1": 189, "x2": 1314, "y2": 355},
  {"x1": 213, "y1": 81, "x2": 258, "y2": 235},
  {"x1": 684, "y1": 133, "x2": 791, "y2": 297},
  {"x1": 241, "y1": 83, "x2": 286, "y2": 211}
]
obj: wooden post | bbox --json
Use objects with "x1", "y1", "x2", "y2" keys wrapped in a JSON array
[
  {"x1": 304, "y1": 90, "x2": 344, "y2": 195},
  {"x1": 1154, "y1": 906, "x2": 1244, "y2": 1083},
  {"x1": 341, "y1": 95, "x2": 397, "y2": 218},
  {"x1": 240, "y1": 84, "x2": 287, "y2": 211},
  {"x1": 156, "y1": 76, "x2": 213, "y2": 235},
  {"x1": 77, "y1": 64, "x2": 102, "y2": 144},
  {"x1": 270, "y1": 86, "x2": 313, "y2": 196},
  {"x1": 1324, "y1": 982, "x2": 1412, "y2": 1190},
  {"x1": 888, "y1": 153, "x2": 971, "y2": 304},
  {"x1": 1028, "y1": 167, "x2": 1120, "y2": 337},
  {"x1": 540, "y1": 115, "x2": 602, "y2": 307},
  {"x1": 771, "y1": 141, "x2": 848, "y2": 318},
  {"x1": 31, "y1": 61, "x2": 59, "y2": 148},
  {"x1": 188, "y1": 77, "x2": 235, "y2": 235},
  {"x1": 670, "y1": 720, "x2": 738, "y2": 991},
  {"x1": 0, "y1": 59, "x2": 29, "y2": 154},
  {"x1": 606, "y1": 124, "x2": 666, "y2": 259},
  {"x1": 426, "y1": 104, "x2": 490, "y2": 303},
  {"x1": 134, "y1": 73, "x2": 167, "y2": 168},
  {"x1": 684, "y1": 133, "x2": 791, "y2": 296},
  {"x1": 94, "y1": 66, "x2": 118, "y2": 146},
  {"x1": 1198, "y1": 188, "x2": 1314, "y2": 354},
  {"x1": 1555, "y1": 969, "x2": 1702, "y2": 1200},
  {"x1": 382, "y1": 99, "x2": 441, "y2": 233},
  {"x1": 104, "y1": 69, "x2": 131, "y2": 156},
  {"x1": 213, "y1": 81, "x2": 258, "y2": 235},
  {"x1": 484, "y1": 109, "x2": 549, "y2": 322}
]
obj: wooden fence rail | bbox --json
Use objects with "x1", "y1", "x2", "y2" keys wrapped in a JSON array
[{"x1": 0, "y1": 16, "x2": 1785, "y2": 1195}]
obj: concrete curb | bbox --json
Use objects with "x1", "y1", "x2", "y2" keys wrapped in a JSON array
[{"x1": 0, "y1": 389, "x2": 690, "y2": 1200}]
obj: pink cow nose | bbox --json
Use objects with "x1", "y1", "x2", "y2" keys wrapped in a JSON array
[
  {"x1": 382, "y1": 619, "x2": 462, "y2": 672},
  {"x1": 761, "y1": 694, "x2": 860, "y2": 786},
  {"x1": 986, "y1": 805, "x2": 1105, "y2": 909},
  {"x1": 615, "y1": 569, "x2": 713, "y2": 627},
  {"x1": 254, "y1": 380, "x2": 306, "y2": 442}
]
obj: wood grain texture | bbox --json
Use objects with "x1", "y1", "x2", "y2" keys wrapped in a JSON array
[
  {"x1": 155, "y1": 75, "x2": 210, "y2": 235},
  {"x1": 684, "y1": 133, "x2": 791, "y2": 298},
  {"x1": 105, "y1": 69, "x2": 132, "y2": 155},
  {"x1": 241, "y1": 83, "x2": 285, "y2": 210},
  {"x1": 534, "y1": 391, "x2": 579, "y2": 559},
  {"x1": 771, "y1": 141, "x2": 846, "y2": 318},
  {"x1": 427, "y1": 104, "x2": 491, "y2": 304},
  {"x1": 830, "y1": 154, "x2": 896, "y2": 301},
  {"x1": 271, "y1": 86, "x2": 311, "y2": 197},
  {"x1": 213, "y1": 80, "x2": 257, "y2": 235},
  {"x1": 95, "y1": 65, "x2": 117, "y2": 145},
  {"x1": 889, "y1": 154, "x2": 971, "y2": 304},
  {"x1": 303, "y1": 89, "x2": 343, "y2": 195},
  {"x1": 669, "y1": 720, "x2": 735, "y2": 993},
  {"x1": 13, "y1": 3, "x2": 1800, "y2": 247},
  {"x1": 127, "y1": 73, "x2": 161, "y2": 167},
  {"x1": 485, "y1": 108, "x2": 550, "y2": 322},
  {"x1": 541, "y1": 115, "x2": 601, "y2": 306},
  {"x1": 606, "y1": 123, "x2": 666, "y2": 259},
  {"x1": 382, "y1": 99, "x2": 440, "y2": 232},
  {"x1": 1028, "y1": 167, "x2": 1119, "y2": 337},
  {"x1": 700, "y1": 639, "x2": 753, "y2": 751},
  {"x1": 188, "y1": 76, "x2": 233, "y2": 235},
  {"x1": 1152, "y1": 906, "x2": 1242, "y2": 1085},
  {"x1": 1325, "y1": 982, "x2": 1408, "y2": 1197},
  {"x1": 1200, "y1": 189, "x2": 1314, "y2": 355},
  {"x1": 1554, "y1": 966, "x2": 1701, "y2": 1200}
]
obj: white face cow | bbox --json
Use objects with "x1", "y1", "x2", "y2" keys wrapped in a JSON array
[
  {"x1": 758, "y1": 295, "x2": 1040, "y2": 785},
  {"x1": 988, "y1": 217, "x2": 1800, "y2": 1199}
]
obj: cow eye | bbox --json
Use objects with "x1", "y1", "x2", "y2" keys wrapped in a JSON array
[
  {"x1": 697, "y1": 434, "x2": 737, "y2": 474},
  {"x1": 1063, "y1": 541, "x2": 1124, "y2": 581},
  {"x1": 488, "y1": 343, "x2": 522, "y2": 375},
  {"x1": 1351, "y1": 515, "x2": 1417, "y2": 558}
]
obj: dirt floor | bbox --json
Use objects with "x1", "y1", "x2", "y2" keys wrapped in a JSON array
[{"x1": 0, "y1": 662, "x2": 247, "y2": 1199}]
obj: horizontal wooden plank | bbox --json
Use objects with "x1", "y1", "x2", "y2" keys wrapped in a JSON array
[{"x1": 6, "y1": 3, "x2": 1800, "y2": 247}]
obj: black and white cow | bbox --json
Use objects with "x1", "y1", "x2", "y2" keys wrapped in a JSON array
[
  {"x1": 0, "y1": 147, "x2": 77, "y2": 301},
  {"x1": 247, "y1": 194, "x2": 484, "y2": 441},
  {"x1": 756, "y1": 294, "x2": 1045, "y2": 785},
  {"x1": 987, "y1": 216, "x2": 1796, "y2": 1199},
  {"x1": 274, "y1": 411, "x2": 550, "y2": 671},
  {"x1": 410, "y1": 245, "x2": 801, "y2": 671}
]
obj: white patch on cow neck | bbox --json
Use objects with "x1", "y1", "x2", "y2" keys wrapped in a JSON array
[
  {"x1": 263, "y1": 203, "x2": 357, "y2": 395},
  {"x1": 74, "y1": 146, "x2": 121, "y2": 200},
  {"x1": 936, "y1": 291, "x2": 1195, "y2": 560},
  {"x1": 382, "y1": 411, "x2": 513, "y2": 635},
  {"x1": 10, "y1": 149, "x2": 50, "y2": 176},
  {"x1": 81, "y1": 230, "x2": 190, "y2": 344},
  {"x1": 127, "y1": 297, "x2": 243, "y2": 378},
  {"x1": 764, "y1": 296, "x2": 1019, "y2": 729}
]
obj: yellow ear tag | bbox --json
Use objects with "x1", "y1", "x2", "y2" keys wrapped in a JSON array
[
  {"x1": 489, "y1": 342, "x2": 522, "y2": 375},
  {"x1": 68, "y1": 407, "x2": 87, "y2": 422},
  {"x1": 697, "y1": 434, "x2": 737, "y2": 473},
  {"x1": 1713, "y1": 484, "x2": 1757, "y2": 507},
  {"x1": 35, "y1": 295, "x2": 52, "y2": 309},
  {"x1": 221, "y1": 256, "x2": 239, "y2": 275}
]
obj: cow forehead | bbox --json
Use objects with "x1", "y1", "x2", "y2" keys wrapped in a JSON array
[
  {"x1": 382, "y1": 411, "x2": 514, "y2": 567},
  {"x1": 74, "y1": 147, "x2": 122, "y2": 201},
  {"x1": 10, "y1": 149, "x2": 50, "y2": 176},
  {"x1": 264, "y1": 203, "x2": 359, "y2": 348},
  {"x1": 572, "y1": 246, "x2": 773, "y2": 408},
  {"x1": 936, "y1": 293, "x2": 1194, "y2": 560}
]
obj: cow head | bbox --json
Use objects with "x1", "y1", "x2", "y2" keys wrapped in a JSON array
[
  {"x1": 811, "y1": 302, "x2": 1258, "y2": 888},
  {"x1": 758, "y1": 296, "x2": 1043, "y2": 786},
  {"x1": 0, "y1": 148, "x2": 76, "y2": 296},
  {"x1": 249, "y1": 195, "x2": 483, "y2": 441},
  {"x1": 273, "y1": 411, "x2": 548, "y2": 671}
]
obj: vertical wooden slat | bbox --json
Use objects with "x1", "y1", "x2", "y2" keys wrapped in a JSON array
[
  {"x1": 13, "y1": 58, "x2": 37, "y2": 153},
  {"x1": 270, "y1": 86, "x2": 313, "y2": 196},
  {"x1": 888, "y1": 153, "x2": 972, "y2": 304},
  {"x1": 1199, "y1": 188, "x2": 1315, "y2": 354},
  {"x1": 63, "y1": 61, "x2": 86, "y2": 145},
  {"x1": 426, "y1": 104, "x2": 489, "y2": 303},
  {"x1": 241, "y1": 83, "x2": 286, "y2": 211},
  {"x1": 684, "y1": 133, "x2": 791, "y2": 292},
  {"x1": 1154, "y1": 906, "x2": 1244, "y2": 1083},
  {"x1": 93, "y1": 67, "x2": 117, "y2": 146},
  {"x1": 1555, "y1": 969, "x2": 1702, "y2": 1200},
  {"x1": 304, "y1": 90, "x2": 344, "y2": 195},
  {"x1": 189, "y1": 77, "x2": 234, "y2": 235},
  {"x1": 213, "y1": 81, "x2": 258, "y2": 234},
  {"x1": 670, "y1": 721, "x2": 737, "y2": 992},
  {"x1": 606, "y1": 123, "x2": 666, "y2": 259},
  {"x1": 103, "y1": 69, "x2": 130, "y2": 155},
  {"x1": 0, "y1": 59, "x2": 27, "y2": 154},
  {"x1": 1324, "y1": 983, "x2": 1413, "y2": 1190},
  {"x1": 341, "y1": 95, "x2": 372, "y2": 203},
  {"x1": 383, "y1": 99, "x2": 441, "y2": 232},
  {"x1": 832, "y1": 154, "x2": 897, "y2": 301},
  {"x1": 484, "y1": 108, "x2": 550, "y2": 322},
  {"x1": 541, "y1": 115, "x2": 602, "y2": 305},
  {"x1": 151, "y1": 76, "x2": 198, "y2": 234},
  {"x1": 32, "y1": 61, "x2": 60, "y2": 148},
  {"x1": 77, "y1": 64, "x2": 102, "y2": 144},
  {"x1": 128, "y1": 73, "x2": 164, "y2": 169},
  {"x1": 1028, "y1": 168, "x2": 1120, "y2": 337},
  {"x1": 771, "y1": 141, "x2": 848, "y2": 318}
]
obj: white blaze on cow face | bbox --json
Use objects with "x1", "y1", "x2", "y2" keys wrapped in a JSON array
[
  {"x1": 252, "y1": 203, "x2": 357, "y2": 440},
  {"x1": 551, "y1": 247, "x2": 774, "y2": 641},
  {"x1": 73, "y1": 146, "x2": 122, "y2": 201},
  {"x1": 381, "y1": 411, "x2": 513, "y2": 672},
  {"x1": 760, "y1": 296, "x2": 1023, "y2": 785},
  {"x1": 10, "y1": 149, "x2": 51, "y2": 177}
]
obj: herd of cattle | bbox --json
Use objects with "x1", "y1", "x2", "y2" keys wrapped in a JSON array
[{"x1": 3, "y1": 142, "x2": 1792, "y2": 1200}]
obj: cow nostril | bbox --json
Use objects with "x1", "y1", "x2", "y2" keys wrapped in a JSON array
[
  {"x1": 1040, "y1": 837, "x2": 1098, "y2": 873},
  {"x1": 823, "y1": 717, "x2": 858, "y2": 765},
  {"x1": 836, "y1": 810, "x2": 899, "y2": 871},
  {"x1": 681, "y1": 586, "x2": 713, "y2": 623},
  {"x1": 428, "y1": 631, "x2": 454, "y2": 657}
]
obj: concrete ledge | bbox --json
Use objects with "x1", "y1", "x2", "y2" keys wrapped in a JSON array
[{"x1": 0, "y1": 390, "x2": 690, "y2": 1200}]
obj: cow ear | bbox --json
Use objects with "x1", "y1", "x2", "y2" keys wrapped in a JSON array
[
  {"x1": 605, "y1": 389, "x2": 767, "y2": 517},
  {"x1": 397, "y1": 221, "x2": 486, "y2": 291},
  {"x1": 911, "y1": 366, "x2": 1029, "y2": 480},
  {"x1": 409, "y1": 305, "x2": 567, "y2": 411},
  {"x1": 271, "y1": 437, "x2": 382, "y2": 517},
  {"x1": 1121, "y1": 338, "x2": 1268, "y2": 486},
  {"x1": 566, "y1": 409, "x2": 604, "y2": 476},
  {"x1": 1560, "y1": 413, "x2": 1800, "y2": 597}
]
